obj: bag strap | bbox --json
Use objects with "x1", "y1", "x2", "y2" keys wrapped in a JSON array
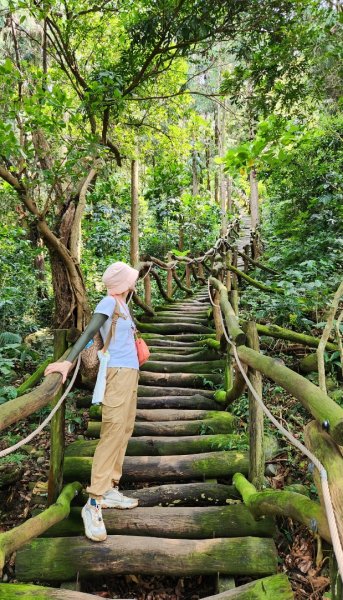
[{"x1": 102, "y1": 300, "x2": 125, "y2": 354}]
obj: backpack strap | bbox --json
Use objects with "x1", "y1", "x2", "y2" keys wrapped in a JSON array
[{"x1": 102, "y1": 300, "x2": 125, "y2": 354}]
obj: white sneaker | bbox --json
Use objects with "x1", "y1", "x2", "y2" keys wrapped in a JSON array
[
  {"x1": 81, "y1": 500, "x2": 107, "y2": 542},
  {"x1": 101, "y1": 486, "x2": 139, "y2": 509}
]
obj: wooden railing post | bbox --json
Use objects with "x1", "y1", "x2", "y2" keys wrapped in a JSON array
[
  {"x1": 225, "y1": 250, "x2": 232, "y2": 291},
  {"x1": 48, "y1": 329, "x2": 68, "y2": 505},
  {"x1": 185, "y1": 264, "x2": 191, "y2": 288},
  {"x1": 243, "y1": 244, "x2": 250, "y2": 273},
  {"x1": 144, "y1": 273, "x2": 152, "y2": 308},
  {"x1": 166, "y1": 253, "x2": 173, "y2": 298},
  {"x1": 246, "y1": 321, "x2": 265, "y2": 490}
]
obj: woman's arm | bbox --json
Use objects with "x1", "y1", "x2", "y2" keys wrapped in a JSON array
[{"x1": 44, "y1": 313, "x2": 108, "y2": 382}]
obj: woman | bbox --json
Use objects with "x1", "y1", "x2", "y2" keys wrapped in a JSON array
[{"x1": 44, "y1": 261, "x2": 140, "y2": 542}]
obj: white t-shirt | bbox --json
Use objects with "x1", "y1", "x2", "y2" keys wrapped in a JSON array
[{"x1": 94, "y1": 296, "x2": 139, "y2": 370}]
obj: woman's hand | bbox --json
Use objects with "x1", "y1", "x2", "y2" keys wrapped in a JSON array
[{"x1": 44, "y1": 360, "x2": 73, "y2": 383}]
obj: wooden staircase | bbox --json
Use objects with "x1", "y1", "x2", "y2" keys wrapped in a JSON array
[{"x1": 13, "y1": 286, "x2": 293, "y2": 598}]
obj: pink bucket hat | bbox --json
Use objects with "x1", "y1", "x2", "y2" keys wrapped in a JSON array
[{"x1": 102, "y1": 262, "x2": 139, "y2": 295}]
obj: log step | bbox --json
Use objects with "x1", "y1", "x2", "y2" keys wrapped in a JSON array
[
  {"x1": 70, "y1": 482, "x2": 241, "y2": 507},
  {"x1": 65, "y1": 433, "x2": 246, "y2": 457},
  {"x1": 141, "y1": 360, "x2": 224, "y2": 373},
  {"x1": 139, "y1": 371, "x2": 222, "y2": 388},
  {"x1": 138, "y1": 323, "x2": 214, "y2": 334},
  {"x1": 86, "y1": 413, "x2": 235, "y2": 437},
  {"x1": 77, "y1": 393, "x2": 221, "y2": 410},
  {"x1": 138, "y1": 386, "x2": 214, "y2": 397},
  {"x1": 63, "y1": 450, "x2": 249, "y2": 482},
  {"x1": 89, "y1": 406, "x2": 227, "y2": 422},
  {"x1": 15, "y1": 535, "x2": 278, "y2": 581},
  {"x1": 40, "y1": 505, "x2": 275, "y2": 539}
]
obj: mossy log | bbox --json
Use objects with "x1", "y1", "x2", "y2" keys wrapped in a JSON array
[
  {"x1": 41, "y1": 504, "x2": 275, "y2": 539},
  {"x1": 0, "y1": 350, "x2": 70, "y2": 432},
  {"x1": 227, "y1": 264, "x2": 283, "y2": 294},
  {"x1": 70, "y1": 482, "x2": 240, "y2": 507},
  {"x1": 16, "y1": 357, "x2": 53, "y2": 397},
  {"x1": 156, "y1": 308, "x2": 209, "y2": 316},
  {"x1": 141, "y1": 315, "x2": 209, "y2": 324},
  {"x1": 202, "y1": 573, "x2": 294, "y2": 599},
  {"x1": 299, "y1": 353, "x2": 318, "y2": 373},
  {"x1": 77, "y1": 393, "x2": 220, "y2": 410},
  {"x1": 141, "y1": 333, "x2": 216, "y2": 343},
  {"x1": 236, "y1": 345, "x2": 343, "y2": 444},
  {"x1": 63, "y1": 450, "x2": 250, "y2": 482},
  {"x1": 304, "y1": 420, "x2": 343, "y2": 545},
  {"x1": 150, "y1": 268, "x2": 173, "y2": 302},
  {"x1": 139, "y1": 371, "x2": 222, "y2": 388},
  {"x1": 233, "y1": 473, "x2": 330, "y2": 543},
  {"x1": 236, "y1": 251, "x2": 279, "y2": 275},
  {"x1": 85, "y1": 413, "x2": 235, "y2": 438},
  {"x1": 0, "y1": 482, "x2": 81, "y2": 574},
  {"x1": 137, "y1": 322, "x2": 213, "y2": 334},
  {"x1": 148, "y1": 350, "x2": 220, "y2": 362},
  {"x1": 132, "y1": 292, "x2": 156, "y2": 316},
  {"x1": 89, "y1": 406, "x2": 225, "y2": 422},
  {"x1": 253, "y1": 323, "x2": 338, "y2": 352},
  {"x1": 65, "y1": 434, "x2": 246, "y2": 457},
  {"x1": 141, "y1": 360, "x2": 224, "y2": 374},
  {"x1": 209, "y1": 278, "x2": 246, "y2": 345},
  {"x1": 0, "y1": 584, "x2": 116, "y2": 600},
  {"x1": 136, "y1": 394, "x2": 221, "y2": 410},
  {"x1": 138, "y1": 385, "x2": 214, "y2": 397},
  {"x1": 172, "y1": 270, "x2": 193, "y2": 295},
  {"x1": 0, "y1": 464, "x2": 24, "y2": 489},
  {"x1": 16, "y1": 535, "x2": 278, "y2": 581}
]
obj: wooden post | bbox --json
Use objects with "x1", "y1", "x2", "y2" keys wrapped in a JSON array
[
  {"x1": 213, "y1": 290, "x2": 223, "y2": 341},
  {"x1": 130, "y1": 157, "x2": 139, "y2": 265},
  {"x1": 243, "y1": 244, "x2": 250, "y2": 273},
  {"x1": 166, "y1": 253, "x2": 173, "y2": 299},
  {"x1": 185, "y1": 264, "x2": 191, "y2": 288},
  {"x1": 229, "y1": 290, "x2": 239, "y2": 316},
  {"x1": 48, "y1": 329, "x2": 68, "y2": 505},
  {"x1": 246, "y1": 321, "x2": 264, "y2": 490},
  {"x1": 226, "y1": 250, "x2": 232, "y2": 291},
  {"x1": 198, "y1": 262, "x2": 205, "y2": 279},
  {"x1": 144, "y1": 273, "x2": 152, "y2": 307}
]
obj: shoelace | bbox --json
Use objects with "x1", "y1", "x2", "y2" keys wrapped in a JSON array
[{"x1": 91, "y1": 504, "x2": 103, "y2": 524}]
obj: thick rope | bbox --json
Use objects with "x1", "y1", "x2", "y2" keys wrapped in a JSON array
[
  {"x1": 207, "y1": 282, "x2": 343, "y2": 579},
  {"x1": 0, "y1": 355, "x2": 81, "y2": 458}
]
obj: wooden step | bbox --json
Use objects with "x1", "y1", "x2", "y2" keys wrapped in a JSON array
[
  {"x1": 89, "y1": 406, "x2": 226, "y2": 422},
  {"x1": 139, "y1": 371, "x2": 222, "y2": 388},
  {"x1": 138, "y1": 323, "x2": 214, "y2": 334},
  {"x1": 40, "y1": 505, "x2": 275, "y2": 539},
  {"x1": 65, "y1": 433, "x2": 245, "y2": 457},
  {"x1": 137, "y1": 395, "x2": 221, "y2": 410},
  {"x1": 141, "y1": 359, "x2": 224, "y2": 374},
  {"x1": 63, "y1": 450, "x2": 248, "y2": 482},
  {"x1": 148, "y1": 350, "x2": 219, "y2": 362},
  {"x1": 86, "y1": 413, "x2": 235, "y2": 437},
  {"x1": 77, "y1": 393, "x2": 220, "y2": 410},
  {"x1": 70, "y1": 482, "x2": 241, "y2": 507},
  {"x1": 16, "y1": 535, "x2": 278, "y2": 581},
  {"x1": 138, "y1": 386, "x2": 214, "y2": 397}
]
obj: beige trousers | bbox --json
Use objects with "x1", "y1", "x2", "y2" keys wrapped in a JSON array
[{"x1": 87, "y1": 367, "x2": 139, "y2": 499}]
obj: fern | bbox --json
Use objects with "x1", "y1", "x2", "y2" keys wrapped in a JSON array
[{"x1": 0, "y1": 332, "x2": 22, "y2": 347}]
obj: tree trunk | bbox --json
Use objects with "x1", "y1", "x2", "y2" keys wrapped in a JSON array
[
  {"x1": 130, "y1": 157, "x2": 139, "y2": 265},
  {"x1": 16, "y1": 536, "x2": 278, "y2": 581},
  {"x1": 249, "y1": 168, "x2": 259, "y2": 230},
  {"x1": 192, "y1": 150, "x2": 199, "y2": 196}
]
